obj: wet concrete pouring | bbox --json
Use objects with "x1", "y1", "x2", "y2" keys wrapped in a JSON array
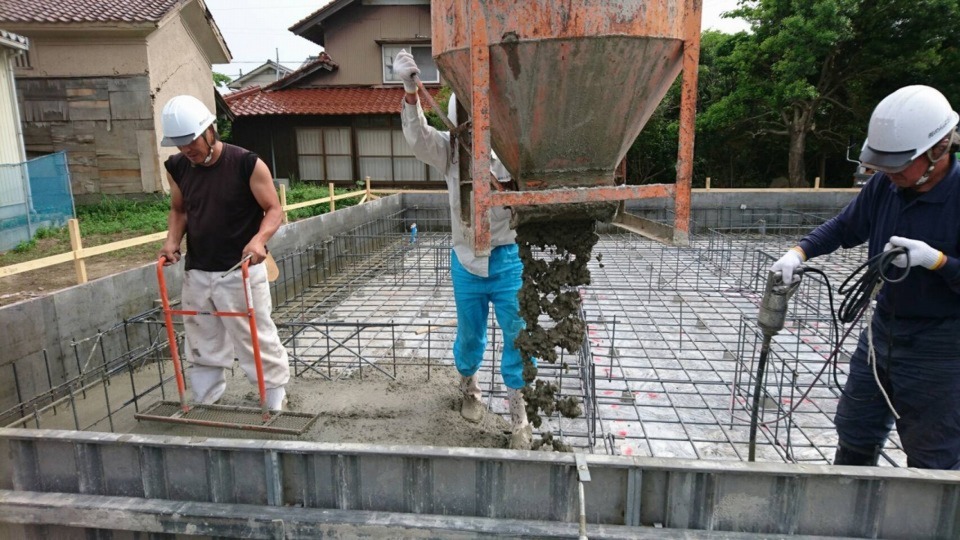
[
  {"x1": 6, "y1": 221, "x2": 908, "y2": 466},
  {"x1": 515, "y1": 221, "x2": 598, "y2": 450}
]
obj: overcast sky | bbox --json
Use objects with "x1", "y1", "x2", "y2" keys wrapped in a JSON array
[{"x1": 208, "y1": 0, "x2": 749, "y2": 81}]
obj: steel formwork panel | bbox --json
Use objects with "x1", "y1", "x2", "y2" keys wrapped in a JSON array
[
  {"x1": 1, "y1": 429, "x2": 957, "y2": 538},
  {"x1": 3, "y1": 206, "x2": 960, "y2": 537}
]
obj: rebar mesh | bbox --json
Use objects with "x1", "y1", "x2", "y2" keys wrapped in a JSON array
[{"x1": 5, "y1": 205, "x2": 905, "y2": 465}]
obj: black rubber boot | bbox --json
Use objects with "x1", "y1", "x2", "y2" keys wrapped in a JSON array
[{"x1": 833, "y1": 443, "x2": 880, "y2": 466}]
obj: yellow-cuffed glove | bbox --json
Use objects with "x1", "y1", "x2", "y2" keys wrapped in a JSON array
[{"x1": 884, "y1": 236, "x2": 946, "y2": 270}]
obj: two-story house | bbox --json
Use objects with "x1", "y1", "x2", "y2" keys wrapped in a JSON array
[
  {"x1": 224, "y1": 0, "x2": 443, "y2": 188},
  {"x1": 226, "y1": 60, "x2": 293, "y2": 92},
  {"x1": 0, "y1": 0, "x2": 230, "y2": 196}
]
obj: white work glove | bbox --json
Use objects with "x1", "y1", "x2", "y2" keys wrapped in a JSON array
[
  {"x1": 770, "y1": 247, "x2": 805, "y2": 284},
  {"x1": 393, "y1": 49, "x2": 419, "y2": 94},
  {"x1": 884, "y1": 236, "x2": 946, "y2": 269}
]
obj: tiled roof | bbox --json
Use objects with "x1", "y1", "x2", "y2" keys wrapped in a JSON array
[
  {"x1": 0, "y1": 0, "x2": 182, "y2": 24},
  {"x1": 225, "y1": 86, "x2": 440, "y2": 117},
  {"x1": 265, "y1": 52, "x2": 338, "y2": 91}
]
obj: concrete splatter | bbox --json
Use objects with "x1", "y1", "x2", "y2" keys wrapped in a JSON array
[{"x1": 515, "y1": 220, "x2": 598, "y2": 447}]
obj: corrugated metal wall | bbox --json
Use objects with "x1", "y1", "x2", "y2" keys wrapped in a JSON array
[
  {"x1": 0, "y1": 46, "x2": 28, "y2": 224},
  {"x1": 0, "y1": 48, "x2": 24, "y2": 167}
]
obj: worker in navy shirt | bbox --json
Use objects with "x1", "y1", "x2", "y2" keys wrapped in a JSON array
[{"x1": 772, "y1": 85, "x2": 960, "y2": 469}]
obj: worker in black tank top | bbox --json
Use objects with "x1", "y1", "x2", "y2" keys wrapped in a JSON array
[
  {"x1": 158, "y1": 95, "x2": 290, "y2": 411},
  {"x1": 164, "y1": 144, "x2": 263, "y2": 272}
]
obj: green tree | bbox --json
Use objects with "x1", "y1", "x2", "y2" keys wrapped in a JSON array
[
  {"x1": 627, "y1": 30, "x2": 759, "y2": 187},
  {"x1": 707, "y1": 0, "x2": 960, "y2": 186},
  {"x1": 213, "y1": 71, "x2": 232, "y2": 89}
]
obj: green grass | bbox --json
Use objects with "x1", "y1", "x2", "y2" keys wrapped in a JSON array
[
  {"x1": 284, "y1": 181, "x2": 364, "y2": 221},
  {"x1": 76, "y1": 194, "x2": 170, "y2": 235}
]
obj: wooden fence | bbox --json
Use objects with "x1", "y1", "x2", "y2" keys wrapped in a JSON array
[
  {"x1": 0, "y1": 178, "x2": 432, "y2": 285},
  {"x1": 0, "y1": 177, "x2": 857, "y2": 285}
]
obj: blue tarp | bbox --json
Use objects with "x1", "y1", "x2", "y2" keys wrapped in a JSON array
[{"x1": 0, "y1": 152, "x2": 75, "y2": 251}]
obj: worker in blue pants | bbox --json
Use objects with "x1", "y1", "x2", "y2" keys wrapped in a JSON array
[
  {"x1": 451, "y1": 244, "x2": 527, "y2": 390},
  {"x1": 772, "y1": 85, "x2": 960, "y2": 469},
  {"x1": 394, "y1": 49, "x2": 534, "y2": 449}
]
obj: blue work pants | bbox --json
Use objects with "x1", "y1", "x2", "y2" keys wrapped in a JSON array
[
  {"x1": 451, "y1": 244, "x2": 531, "y2": 389},
  {"x1": 834, "y1": 313, "x2": 960, "y2": 469}
]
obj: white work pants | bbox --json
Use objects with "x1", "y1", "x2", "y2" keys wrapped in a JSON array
[{"x1": 181, "y1": 263, "x2": 290, "y2": 404}]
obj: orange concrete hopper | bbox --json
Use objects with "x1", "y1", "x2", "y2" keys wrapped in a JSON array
[{"x1": 431, "y1": 0, "x2": 703, "y2": 251}]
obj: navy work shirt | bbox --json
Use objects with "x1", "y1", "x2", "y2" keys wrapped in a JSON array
[{"x1": 798, "y1": 157, "x2": 960, "y2": 319}]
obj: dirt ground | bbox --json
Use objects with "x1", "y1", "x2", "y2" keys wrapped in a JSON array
[{"x1": 0, "y1": 241, "x2": 161, "y2": 307}]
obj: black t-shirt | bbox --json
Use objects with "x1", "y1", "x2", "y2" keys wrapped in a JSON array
[{"x1": 164, "y1": 144, "x2": 262, "y2": 272}]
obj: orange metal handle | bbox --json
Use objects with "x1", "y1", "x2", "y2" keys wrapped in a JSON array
[
  {"x1": 156, "y1": 256, "x2": 188, "y2": 412},
  {"x1": 414, "y1": 75, "x2": 456, "y2": 131},
  {"x1": 240, "y1": 258, "x2": 269, "y2": 418}
]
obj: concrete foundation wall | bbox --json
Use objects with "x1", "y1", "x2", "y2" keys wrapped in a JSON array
[
  {"x1": 0, "y1": 195, "x2": 402, "y2": 421},
  {"x1": 403, "y1": 190, "x2": 857, "y2": 235},
  {"x1": 0, "y1": 192, "x2": 855, "y2": 420},
  {"x1": 624, "y1": 190, "x2": 858, "y2": 233},
  {"x1": 627, "y1": 190, "x2": 859, "y2": 211}
]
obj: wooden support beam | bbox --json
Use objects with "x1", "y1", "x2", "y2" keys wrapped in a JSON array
[
  {"x1": 279, "y1": 183, "x2": 288, "y2": 224},
  {"x1": 0, "y1": 231, "x2": 164, "y2": 279},
  {"x1": 67, "y1": 219, "x2": 87, "y2": 284},
  {"x1": 282, "y1": 189, "x2": 366, "y2": 212}
]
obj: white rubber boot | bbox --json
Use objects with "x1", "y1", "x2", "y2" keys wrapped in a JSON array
[
  {"x1": 508, "y1": 387, "x2": 533, "y2": 450},
  {"x1": 188, "y1": 365, "x2": 226, "y2": 405},
  {"x1": 265, "y1": 386, "x2": 287, "y2": 411},
  {"x1": 459, "y1": 374, "x2": 483, "y2": 423}
]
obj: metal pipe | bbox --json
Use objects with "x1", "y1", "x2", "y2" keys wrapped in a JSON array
[
  {"x1": 156, "y1": 257, "x2": 188, "y2": 411},
  {"x1": 468, "y1": 0, "x2": 493, "y2": 255},
  {"x1": 673, "y1": 0, "x2": 703, "y2": 246},
  {"x1": 578, "y1": 481, "x2": 587, "y2": 540}
]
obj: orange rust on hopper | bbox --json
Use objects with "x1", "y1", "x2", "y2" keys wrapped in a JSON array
[{"x1": 433, "y1": 0, "x2": 701, "y2": 250}]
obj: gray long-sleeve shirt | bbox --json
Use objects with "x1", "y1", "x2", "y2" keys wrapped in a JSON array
[{"x1": 400, "y1": 99, "x2": 516, "y2": 277}]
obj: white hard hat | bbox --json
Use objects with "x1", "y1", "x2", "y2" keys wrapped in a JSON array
[
  {"x1": 860, "y1": 85, "x2": 959, "y2": 171},
  {"x1": 160, "y1": 95, "x2": 216, "y2": 147}
]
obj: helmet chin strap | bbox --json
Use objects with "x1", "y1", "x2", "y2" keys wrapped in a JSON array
[
  {"x1": 912, "y1": 140, "x2": 950, "y2": 188},
  {"x1": 202, "y1": 133, "x2": 215, "y2": 165},
  {"x1": 187, "y1": 131, "x2": 217, "y2": 167}
]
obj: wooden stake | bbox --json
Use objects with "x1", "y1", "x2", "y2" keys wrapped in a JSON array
[
  {"x1": 279, "y1": 183, "x2": 288, "y2": 224},
  {"x1": 67, "y1": 218, "x2": 87, "y2": 284}
]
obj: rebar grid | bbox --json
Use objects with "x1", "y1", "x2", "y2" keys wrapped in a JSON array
[
  {"x1": 7, "y1": 205, "x2": 909, "y2": 465},
  {"x1": 584, "y1": 228, "x2": 905, "y2": 465}
]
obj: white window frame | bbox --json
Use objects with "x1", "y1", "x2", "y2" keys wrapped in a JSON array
[
  {"x1": 295, "y1": 127, "x2": 354, "y2": 182},
  {"x1": 383, "y1": 44, "x2": 439, "y2": 85}
]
